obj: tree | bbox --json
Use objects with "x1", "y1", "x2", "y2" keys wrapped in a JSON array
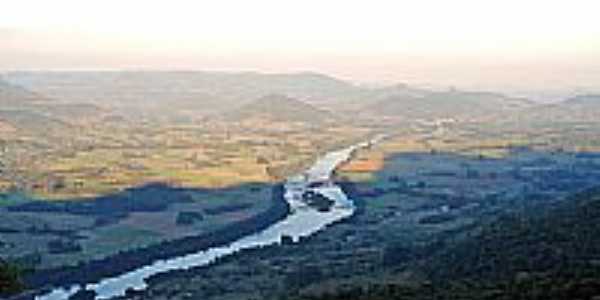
[
  {"x1": 69, "y1": 288, "x2": 97, "y2": 300},
  {"x1": 256, "y1": 156, "x2": 269, "y2": 165},
  {"x1": 0, "y1": 260, "x2": 24, "y2": 296},
  {"x1": 176, "y1": 211, "x2": 204, "y2": 226}
]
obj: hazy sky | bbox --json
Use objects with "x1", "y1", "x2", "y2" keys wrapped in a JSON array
[{"x1": 1, "y1": 0, "x2": 599, "y2": 92}]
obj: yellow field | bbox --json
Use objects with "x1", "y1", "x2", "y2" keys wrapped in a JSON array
[
  {"x1": 337, "y1": 132, "x2": 538, "y2": 182},
  {"x1": 3, "y1": 120, "x2": 372, "y2": 199}
]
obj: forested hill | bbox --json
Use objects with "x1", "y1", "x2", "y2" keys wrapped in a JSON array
[
  {"x1": 289, "y1": 187, "x2": 600, "y2": 300},
  {"x1": 428, "y1": 187, "x2": 600, "y2": 282}
]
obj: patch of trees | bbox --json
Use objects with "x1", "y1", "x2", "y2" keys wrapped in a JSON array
[
  {"x1": 68, "y1": 288, "x2": 96, "y2": 300},
  {"x1": 266, "y1": 165, "x2": 287, "y2": 180},
  {"x1": 423, "y1": 171, "x2": 457, "y2": 177},
  {"x1": 382, "y1": 243, "x2": 413, "y2": 266},
  {"x1": 337, "y1": 181, "x2": 365, "y2": 220},
  {"x1": 302, "y1": 191, "x2": 334, "y2": 212},
  {"x1": 25, "y1": 224, "x2": 78, "y2": 239},
  {"x1": 417, "y1": 213, "x2": 456, "y2": 225},
  {"x1": 10, "y1": 253, "x2": 41, "y2": 274},
  {"x1": 204, "y1": 203, "x2": 252, "y2": 215},
  {"x1": 93, "y1": 213, "x2": 127, "y2": 227},
  {"x1": 175, "y1": 211, "x2": 204, "y2": 226},
  {"x1": 285, "y1": 264, "x2": 324, "y2": 290},
  {"x1": 286, "y1": 277, "x2": 600, "y2": 300},
  {"x1": 256, "y1": 156, "x2": 269, "y2": 164},
  {"x1": 465, "y1": 168, "x2": 480, "y2": 179},
  {"x1": 7, "y1": 183, "x2": 194, "y2": 219},
  {"x1": 407, "y1": 195, "x2": 473, "y2": 213},
  {"x1": 47, "y1": 239, "x2": 82, "y2": 254},
  {"x1": 280, "y1": 235, "x2": 294, "y2": 245},
  {"x1": 249, "y1": 186, "x2": 262, "y2": 193},
  {"x1": 0, "y1": 259, "x2": 24, "y2": 297},
  {"x1": 356, "y1": 187, "x2": 387, "y2": 198},
  {"x1": 0, "y1": 227, "x2": 20, "y2": 234}
]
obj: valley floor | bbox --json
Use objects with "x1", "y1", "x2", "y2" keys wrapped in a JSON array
[{"x1": 105, "y1": 136, "x2": 600, "y2": 300}]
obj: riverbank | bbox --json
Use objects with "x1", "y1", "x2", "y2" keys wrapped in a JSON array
[
  {"x1": 9, "y1": 184, "x2": 289, "y2": 300},
  {"x1": 110, "y1": 180, "x2": 365, "y2": 300},
  {"x1": 14, "y1": 140, "x2": 376, "y2": 300}
]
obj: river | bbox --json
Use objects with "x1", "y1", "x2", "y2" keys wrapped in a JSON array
[{"x1": 37, "y1": 138, "x2": 381, "y2": 300}]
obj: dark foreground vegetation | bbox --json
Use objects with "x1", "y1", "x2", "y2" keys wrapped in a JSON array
[
  {"x1": 0, "y1": 260, "x2": 24, "y2": 297},
  {"x1": 285, "y1": 187, "x2": 600, "y2": 300}
]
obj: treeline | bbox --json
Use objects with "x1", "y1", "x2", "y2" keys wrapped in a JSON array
[
  {"x1": 7, "y1": 183, "x2": 194, "y2": 218},
  {"x1": 204, "y1": 203, "x2": 252, "y2": 215},
  {"x1": 14, "y1": 184, "x2": 289, "y2": 299}
]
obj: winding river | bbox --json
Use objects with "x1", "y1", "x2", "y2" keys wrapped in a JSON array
[{"x1": 37, "y1": 138, "x2": 380, "y2": 300}]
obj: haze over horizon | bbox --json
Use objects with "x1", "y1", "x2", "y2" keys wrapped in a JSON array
[
  {"x1": 2, "y1": 0, "x2": 599, "y2": 96},
  {"x1": 4, "y1": 2, "x2": 600, "y2": 300}
]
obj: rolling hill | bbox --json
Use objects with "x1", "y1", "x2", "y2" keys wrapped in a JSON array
[
  {"x1": 364, "y1": 89, "x2": 534, "y2": 120},
  {"x1": 3, "y1": 71, "x2": 360, "y2": 102},
  {"x1": 7, "y1": 71, "x2": 543, "y2": 121},
  {"x1": 2, "y1": 71, "x2": 427, "y2": 114},
  {"x1": 31, "y1": 103, "x2": 108, "y2": 124},
  {"x1": 0, "y1": 79, "x2": 107, "y2": 126},
  {"x1": 549, "y1": 94, "x2": 600, "y2": 121},
  {"x1": 0, "y1": 120, "x2": 15, "y2": 133},
  {"x1": 0, "y1": 110, "x2": 68, "y2": 132},
  {"x1": 0, "y1": 78, "x2": 50, "y2": 108},
  {"x1": 511, "y1": 94, "x2": 600, "y2": 124},
  {"x1": 223, "y1": 94, "x2": 334, "y2": 124}
]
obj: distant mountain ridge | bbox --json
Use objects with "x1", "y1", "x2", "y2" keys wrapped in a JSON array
[
  {"x1": 0, "y1": 71, "x2": 433, "y2": 114},
  {"x1": 2, "y1": 71, "x2": 360, "y2": 108},
  {"x1": 3, "y1": 71, "x2": 551, "y2": 123}
]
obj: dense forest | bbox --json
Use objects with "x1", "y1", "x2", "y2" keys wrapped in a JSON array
[{"x1": 286, "y1": 188, "x2": 600, "y2": 300}]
